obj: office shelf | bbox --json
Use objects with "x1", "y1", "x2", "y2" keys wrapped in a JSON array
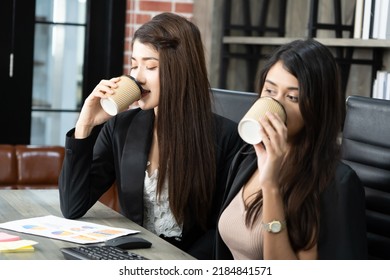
[
  {"x1": 222, "y1": 37, "x2": 390, "y2": 48},
  {"x1": 219, "y1": 0, "x2": 388, "y2": 96}
]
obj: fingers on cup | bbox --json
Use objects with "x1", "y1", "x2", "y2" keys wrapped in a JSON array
[
  {"x1": 259, "y1": 116, "x2": 274, "y2": 140},
  {"x1": 265, "y1": 111, "x2": 287, "y2": 138},
  {"x1": 94, "y1": 80, "x2": 114, "y2": 95}
]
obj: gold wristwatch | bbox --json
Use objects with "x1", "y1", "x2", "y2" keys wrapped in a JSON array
[{"x1": 262, "y1": 220, "x2": 286, "y2": 233}]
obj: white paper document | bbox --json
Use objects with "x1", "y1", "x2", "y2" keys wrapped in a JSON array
[{"x1": 0, "y1": 215, "x2": 139, "y2": 244}]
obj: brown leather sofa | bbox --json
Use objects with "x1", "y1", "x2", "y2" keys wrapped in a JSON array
[
  {"x1": 99, "y1": 183, "x2": 120, "y2": 212},
  {"x1": 0, "y1": 144, "x2": 120, "y2": 212},
  {"x1": 0, "y1": 144, "x2": 65, "y2": 189}
]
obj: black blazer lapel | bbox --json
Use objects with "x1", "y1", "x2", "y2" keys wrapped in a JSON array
[
  {"x1": 221, "y1": 147, "x2": 258, "y2": 212},
  {"x1": 119, "y1": 110, "x2": 154, "y2": 225}
]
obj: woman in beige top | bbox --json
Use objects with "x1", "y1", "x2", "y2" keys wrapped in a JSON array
[{"x1": 216, "y1": 39, "x2": 367, "y2": 260}]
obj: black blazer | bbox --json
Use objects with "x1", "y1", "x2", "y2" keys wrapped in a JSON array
[
  {"x1": 215, "y1": 145, "x2": 368, "y2": 260},
  {"x1": 59, "y1": 108, "x2": 243, "y2": 259}
]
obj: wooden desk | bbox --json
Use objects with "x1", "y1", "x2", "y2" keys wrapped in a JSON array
[{"x1": 0, "y1": 189, "x2": 195, "y2": 260}]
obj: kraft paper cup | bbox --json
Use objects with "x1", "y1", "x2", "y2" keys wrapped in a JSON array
[
  {"x1": 100, "y1": 75, "x2": 142, "y2": 116},
  {"x1": 238, "y1": 97, "x2": 287, "y2": 144}
]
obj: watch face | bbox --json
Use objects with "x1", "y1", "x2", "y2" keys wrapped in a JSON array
[{"x1": 270, "y1": 221, "x2": 282, "y2": 233}]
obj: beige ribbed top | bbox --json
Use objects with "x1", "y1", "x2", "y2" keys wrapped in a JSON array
[{"x1": 218, "y1": 188, "x2": 264, "y2": 259}]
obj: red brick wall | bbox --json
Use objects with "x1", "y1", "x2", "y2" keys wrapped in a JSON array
[{"x1": 123, "y1": 0, "x2": 194, "y2": 74}]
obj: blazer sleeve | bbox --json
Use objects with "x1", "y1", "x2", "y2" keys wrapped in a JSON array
[
  {"x1": 59, "y1": 122, "x2": 116, "y2": 219},
  {"x1": 318, "y1": 162, "x2": 368, "y2": 259}
]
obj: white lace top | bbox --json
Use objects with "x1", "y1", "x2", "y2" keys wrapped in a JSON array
[{"x1": 142, "y1": 163, "x2": 182, "y2": 237}]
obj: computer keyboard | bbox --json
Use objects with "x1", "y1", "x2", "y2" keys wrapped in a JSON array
[{"x1": 60, "y1": 245, "x2": 149, "y2": 260}]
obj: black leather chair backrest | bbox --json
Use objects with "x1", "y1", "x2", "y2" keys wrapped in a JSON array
[
  {"x1": 341, "y1": 95, "x2": 390, "y2": 259},
  {"x1": 211, "y1": 88, "x2": 258, "y2": 123}
]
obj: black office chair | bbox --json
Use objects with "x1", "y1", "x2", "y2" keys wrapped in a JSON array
[
  {"x1": 341, "y1": 95, "x2": 390, "y2": 260},
  {"x1": 211, "y1": 88, "x2": 258, "y2": 123}
]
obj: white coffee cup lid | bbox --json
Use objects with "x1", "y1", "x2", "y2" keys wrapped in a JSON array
[
  {"x1": 100, "y1": 99, "x2": 119, "y2": 116},
  {"x1": 238, "y1": 119, "x2": 262, "y2": 144}
]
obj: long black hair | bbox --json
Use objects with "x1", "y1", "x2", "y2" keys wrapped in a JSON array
[
  {"x1": 132, "y1": 13, "x2": 216, "y2": 229},
  {"x1": 246, "y1": 39, "x2": 344, "y2": 251}
]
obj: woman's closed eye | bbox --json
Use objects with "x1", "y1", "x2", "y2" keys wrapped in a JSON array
[
  {"x1": 263, "y1": 88, "x2": 277, "y2": 96},
  {"x1": 287, "y1": 94, "x2": 299, "y2": 103}
]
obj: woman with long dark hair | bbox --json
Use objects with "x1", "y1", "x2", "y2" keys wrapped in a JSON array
[
  {"x1": 59, "y1": 12, "x2": 243, "y2": 259},
  {"x1": 216, "y1": 39, "x2": 367, "y2": 259}
]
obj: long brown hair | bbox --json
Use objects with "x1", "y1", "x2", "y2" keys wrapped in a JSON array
[
  {"x1": 246, "y1": 39, "x2": 344, "y2": 251},
  {"x1": 132, "y1": 13, "x2": 216, "y2": 229}
]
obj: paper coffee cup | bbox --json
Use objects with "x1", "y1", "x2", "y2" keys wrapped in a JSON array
[
  {"x1": 238, "y1": 97, "x2": 287, "y2": 144},
  {"x1": 100, "y1": 75, "x2": 142, "y2": 116}
]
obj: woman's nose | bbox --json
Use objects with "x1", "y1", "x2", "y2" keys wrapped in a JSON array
[
  {"x1": 272, "y1": 93, "x2": 283, "y2": 103},
  {"x1": 131, "y1": 69, "x2": 145, "y2": 85},
  {"x1": 272, "y1": 94, "x2": 287, "y2": 109}
]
